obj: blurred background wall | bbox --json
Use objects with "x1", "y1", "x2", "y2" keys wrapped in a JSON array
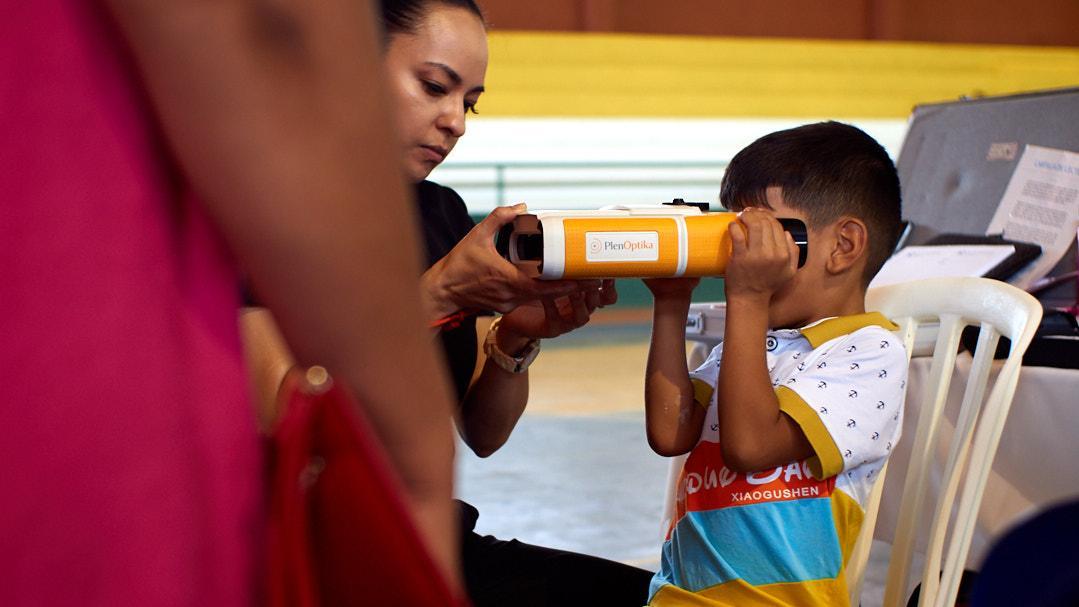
[
  {"x1": 428, "y1": 0, "x2": 1079, "y2": 303},
  {"x1": 477, "y1": 0, "x2": 1079, "y2": 46}
]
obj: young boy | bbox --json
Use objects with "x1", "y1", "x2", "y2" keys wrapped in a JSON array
[{"x1": 644, "y1": 121, "x2": 908, "y2": 606}]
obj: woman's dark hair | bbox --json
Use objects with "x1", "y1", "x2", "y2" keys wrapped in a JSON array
[
  {"x1": 379, "y1": 0, "x2": 485, "y2": 37},
  {"x1": 720, "y1": 121, "x2": 903, "y2": 286}
]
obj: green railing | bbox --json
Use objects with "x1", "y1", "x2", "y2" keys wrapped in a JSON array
[{"x1": 433, "y1": 160, "x2": 730, "y2": 209}]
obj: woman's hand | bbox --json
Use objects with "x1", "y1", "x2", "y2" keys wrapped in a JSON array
[
  {"x1": 724, "y1": 208, "x2": 799, "y2": 304},
  {"x1": 497, "y1": 279, "x2": 617, "y2": 343},
  {"x1": 422, "y1": 204, "x2": 591, "y2": 319}
]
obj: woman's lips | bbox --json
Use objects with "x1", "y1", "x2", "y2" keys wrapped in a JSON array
[{"x1": 420, "y1": 145, "x2": 447, "y2": 163}]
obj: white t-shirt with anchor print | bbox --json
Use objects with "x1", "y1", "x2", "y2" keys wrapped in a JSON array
[{"x1": 648, "y1": 312, "x2": 908, "y2": 606}]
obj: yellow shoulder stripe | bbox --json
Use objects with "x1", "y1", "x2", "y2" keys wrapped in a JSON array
[
  {"x1": 777, "y1": 386, "x2": 843, "y2": 479},
  {"x1": 801, "y1": 312, "x2": 898, "y2": 348},
  {"x1": 691, "y1": 378, "x2": 714, "y2": 409}
]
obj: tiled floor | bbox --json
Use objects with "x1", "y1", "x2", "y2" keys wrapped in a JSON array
[
  {"x1": 454, "y1": 311, "x2": 894, "y2": 604},
  {"x1": 455, "y1": 316, "x2": 668, "y2": 569},
  {"x1": 456, "y1": 412, "x2": 668, "y2": 569}
]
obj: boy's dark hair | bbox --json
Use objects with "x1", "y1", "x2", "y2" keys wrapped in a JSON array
[
  {"x1": 720, "y1": 121, "x2": 903, "y2": 285},
  {"x1": 378, "y1": 0, "x2": 485, "y2": 38}
]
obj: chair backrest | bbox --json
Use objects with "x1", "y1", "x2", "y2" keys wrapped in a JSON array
[{"x1": 848, "y1": 277, "x2": 1043, "y2": 607}]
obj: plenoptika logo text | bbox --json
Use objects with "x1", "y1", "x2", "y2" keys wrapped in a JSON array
[{"x1": 585, "y1": 231, "x2": 660, "y2": 262}]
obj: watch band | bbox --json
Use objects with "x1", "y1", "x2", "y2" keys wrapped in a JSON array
[{"x1": 483, "y1": 317, "x2": 541, "y2": 374}]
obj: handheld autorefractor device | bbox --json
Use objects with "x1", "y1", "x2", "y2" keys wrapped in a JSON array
[{"x1": 495, "y1": 200, "x2": 808, "y2": 279}]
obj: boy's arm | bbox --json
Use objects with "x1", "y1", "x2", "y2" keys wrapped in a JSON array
[
  {"x1": 644, "y1": 279, "x2": 706, "y2": 456},
  {"x1": 718, "y1": 298, "x2": 814, "y2": 472},
  {"x1": 717, "y1": 210, "x2": 814, "y2": 472}
]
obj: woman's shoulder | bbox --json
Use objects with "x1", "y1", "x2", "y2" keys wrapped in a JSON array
[
  {"x1": 415, "y1": 180, "x2": 475, "y2": 242},
  {"x1": 416, "y1": 180, "x2": 467, "y2": 209}
]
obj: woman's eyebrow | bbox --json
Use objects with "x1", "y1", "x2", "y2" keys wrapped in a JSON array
[{"x1": 423, "y1": 61, "x2": 485, "y2": 93}]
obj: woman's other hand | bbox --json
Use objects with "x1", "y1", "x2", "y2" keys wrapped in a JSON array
[
  {"x1": 498, "y1": 279, "x2": 617, "y2": 343},
  {"x1": 422, "y1": 204, "x2": 588, "y2": 318}
]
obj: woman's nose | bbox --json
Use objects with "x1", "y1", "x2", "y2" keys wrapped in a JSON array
[{"x1": 436, "y1": 100, "x2": 466, "y2": 138}]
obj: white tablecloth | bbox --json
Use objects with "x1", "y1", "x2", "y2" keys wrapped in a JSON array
[{"x1": 872, "y1": 354, "x2": 1079, "y2": 566}]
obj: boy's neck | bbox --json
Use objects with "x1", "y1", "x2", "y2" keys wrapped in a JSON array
[
  {"x1": 778, "y1": 285, "x2": 868, "y2": 330},
  {"x1": 817, "y1": 287, "x2": 868, "y2": 322}
]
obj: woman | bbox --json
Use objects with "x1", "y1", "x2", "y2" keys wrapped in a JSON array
[
  {"x1": 246, "y1": 0, "x2": 655, "y2": 604},
  {"x1": 383, "y1": 0, "x2": 601, "y2": 458},
  {"x1": 380, "y1": 1, "x2": 656, "y2": 605}
]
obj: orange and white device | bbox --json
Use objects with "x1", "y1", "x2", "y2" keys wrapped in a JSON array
[{"x1": 495, "y1": 201, "x2": 808, "y2": 279}]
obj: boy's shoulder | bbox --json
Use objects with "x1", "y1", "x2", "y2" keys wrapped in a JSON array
[
  {"x1": 695, "y1": 312, "x2": 906, "y2": 378},
  {"x1": 797, "y1": 321, "x2": 908, "y2": 388},
  {"x1": 700, "y1": 312, "x2": 903, "y2": 360},
  {"x1": 775, "y1": 314, "x2": 908, "y2": 395},
  {"x1": 799, "y1": 313, "x2": 903, "y2": 356}
]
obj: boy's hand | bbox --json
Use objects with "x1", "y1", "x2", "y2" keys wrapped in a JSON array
[
  {"x1": 644, "y1": 277, "x2": 701, "y2": 300},
  {"x1": 725, "y1": 208, "x2": 799, "y2": 302}
]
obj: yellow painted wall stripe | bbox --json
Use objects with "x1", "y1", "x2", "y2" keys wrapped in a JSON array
[{"x1": 483, "y1": 32, "x2": 1079, "y2": 118}]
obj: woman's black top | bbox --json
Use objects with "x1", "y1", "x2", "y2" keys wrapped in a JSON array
[
  {"x1": 242, "y1": 181, "x2": 479, "y2": 400},
  {"x1": 415, "y1": 180, "x2": 480, "y2": 402}
]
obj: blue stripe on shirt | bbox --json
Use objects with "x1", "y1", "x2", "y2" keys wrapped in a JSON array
[{"x1": 650, "y1": 498, "x2": 842, "y2": 597}]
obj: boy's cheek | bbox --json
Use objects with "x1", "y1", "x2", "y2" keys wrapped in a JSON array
[{"x1": 766, "y1": 276, "x2": 804, "y2": 321}]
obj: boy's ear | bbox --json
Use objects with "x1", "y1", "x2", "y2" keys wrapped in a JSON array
[{"x1": 825, "y1": 217, "x2": 868, "y2": 276}]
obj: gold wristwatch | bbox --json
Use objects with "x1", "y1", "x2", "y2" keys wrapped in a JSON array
[{"x1": 483, "y1": 317, "x2": 540, "y2": 374}]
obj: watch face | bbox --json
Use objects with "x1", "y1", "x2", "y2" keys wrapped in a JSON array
[
  {"x1": 485, "y1": 319, "x2": 540, "y2": 373},
  {"x1": 514, "y1": 340, "x2": 541, "y2": 372}
]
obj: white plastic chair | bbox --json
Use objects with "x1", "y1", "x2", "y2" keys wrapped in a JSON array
[{"x1": 845, "y1": 277, "x2": 1043, "y2": 607}]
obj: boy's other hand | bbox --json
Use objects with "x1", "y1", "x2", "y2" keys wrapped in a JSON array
[
  {"x1": 644, "y1": 277, "x2": 701, "y2": 300},
  {"x1": 726, "y1": 208, "x2": 799, "y2": 302}
]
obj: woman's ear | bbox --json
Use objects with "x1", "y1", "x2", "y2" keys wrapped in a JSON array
[{"x1": 826, "y1": 217, "x2": 868, "y2": 275}]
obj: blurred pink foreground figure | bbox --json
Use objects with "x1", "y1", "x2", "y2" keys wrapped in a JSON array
[{"x1": 1, "y1": 2, "x2": 262, "y2": 604}]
